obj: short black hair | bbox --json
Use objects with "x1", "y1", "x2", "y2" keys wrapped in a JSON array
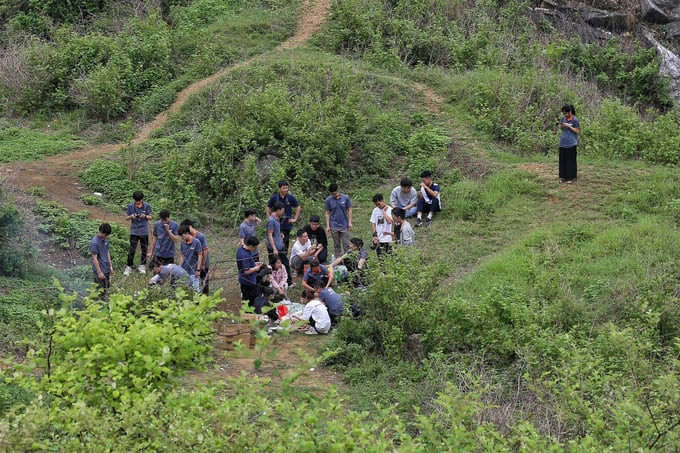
[
  {"x1": 178, "y1": 224, "x2": 191, "y2": 235},
  {"x1": 296, "y1": 229, "x2": 306, "y2": 238},
  {"x1": 312, "y1": 280, "x2": 325, "y2": 289},
  {"x1": 99, "y1": 223, "x2": 112, "y2": 235},
  {"x1": 245, "y1": 236, "x2": 259, "y2": 246},
  {"x1": 309, "y1": 257, "x2": 320, "y2": 267},
  {"x1": 244, "y1": 208, "x2": 257, "y2": 218},
  {"x1": 133, "y1": 191, "x2": 144, "y2": 201},
  {"x1": 159, "y1": 210, "x2": 171, "y2": 220},
  {"x1": 271, "y1": 201, "x2": 284, "y2": 212},
  {"x1": 328, "y1": 183, "x2": 338, "y2": 193},
  {"x1": 400, "y1": 178, "x2": 412, "y2": 188},
  {"x1": 350, "y1": 237, "x2": 363, "y2": 249},
  {"x1": 372, "y1": 193, "x2": 384, "y2": 203},
  {"x1": 309, "y1": 214, "x2": 321, "y2": 223},
  {"x1": 420, "y1": 170, "x2": 432, "y2": 179},
  {"x1": 278, "y1": 180, "x2": 289, "y2": 188},
  {"x1": 180, "y1": 219, "x2": 194, "y2": 227},
  {"x1": 392, "y1": 207, "x2": 406, "y2": 219}
]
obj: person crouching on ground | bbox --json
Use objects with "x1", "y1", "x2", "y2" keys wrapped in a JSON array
[
  {"x1": 149, "y1": 263, "x2": 196, "y2": 291},
  {"x1": 269, "y1": 256, "x2": 289, "y2": 301},
  {"x1": 312, "y1": 280, "x2": 343, "y2": 325},
  {"x1": 292, "y1": 290, "x2": 331, "y2": 335},
  {"x1": 330, "y1": 237, "x2": 368, "y2": 286},
  {"x1": 290, "y1": 229, "x2": 323, "y2": 277},
  {"x1": 302, "y1": 257, "x2": 334, "y2": 293}
]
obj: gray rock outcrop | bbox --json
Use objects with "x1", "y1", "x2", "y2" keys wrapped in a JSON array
[{"x1": 643, "y1": 30, "x2": 680, "y2": 102}]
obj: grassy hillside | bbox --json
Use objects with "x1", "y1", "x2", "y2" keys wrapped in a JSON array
[{"x1": 1, "y1": 0, "x2": 679, "y2": 450}]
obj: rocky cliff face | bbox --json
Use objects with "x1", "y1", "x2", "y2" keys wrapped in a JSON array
[{"x1": 530, "y1": 0, "x2": 680, "y2": 103}]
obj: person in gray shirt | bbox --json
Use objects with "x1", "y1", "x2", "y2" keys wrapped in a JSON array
[
  {"x1": 390, "y1": 178, "x2": 418, "y2": 218},
  {"x1": 324, "y1": 183, "x2": 353, "y2": 257}
]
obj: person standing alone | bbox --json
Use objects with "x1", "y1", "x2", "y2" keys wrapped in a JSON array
[{"x1": 558, "y1": 104, "x2": 580, "y2": 184}]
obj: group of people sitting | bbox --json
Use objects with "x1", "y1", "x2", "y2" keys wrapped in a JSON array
[{"x1": 235, "y1": 171, "x2": 441, "y2": 334}]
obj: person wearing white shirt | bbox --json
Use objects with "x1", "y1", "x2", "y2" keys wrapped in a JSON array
[
  {"x1": 290, "y1": 229, "x2": 323, "y2": 276},
  {"x1": 370, "y1": 193, "x2": 393, "y2": 257}
]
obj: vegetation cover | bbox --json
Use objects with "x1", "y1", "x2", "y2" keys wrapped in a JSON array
[{"x1": 1, "y1": 0, "x2": 680, "y2": 450}]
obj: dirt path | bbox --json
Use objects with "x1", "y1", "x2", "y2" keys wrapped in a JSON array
[{"x1": 0, "y1": 0, "x2": 331, "y2": 219}]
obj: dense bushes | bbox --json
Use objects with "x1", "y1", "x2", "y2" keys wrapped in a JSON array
[
  {"x1": 316, "y1": 0, "x2": 537, "y2": 71},
  {"x1": 0, "y1": 0, "x2": 297, "y2": 120},
  {"x1": 0, "y1": 186, "x2": 32, "y2": 277},
  {"x1": 546, "y1": 38, "x2": 672, "y2": 108},
  {"x1": 33, "y1": 201, "x2": 128, "y2": 267},
  {"x1": 81, "y1": 55, "x2": 452, "y2": 217},
  {"x1": 325, "y1": 176, "x2": 680, "y2": 447}
]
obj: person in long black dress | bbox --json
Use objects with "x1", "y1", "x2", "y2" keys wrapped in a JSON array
[{"x1": 558, "y1": 104, "x2": 580, "y2": 184}]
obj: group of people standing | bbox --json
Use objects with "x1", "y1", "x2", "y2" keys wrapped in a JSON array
[{"x1": 89, "y1": 191, "x2": 211, "y2": 297}]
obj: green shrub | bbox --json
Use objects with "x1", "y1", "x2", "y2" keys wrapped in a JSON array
[
  {"x1": 586, "y1": 100, "x2": 680, "y2": 165},
  {"x1": 0, "y1": 123, "x2": 84, "y2": 163},
  {"x1": 0, "y1": 187, "x2": 32, "y2": 277},
  {"x1": 546, "y1": 38, "x2": 672, "y2": 108},
  {"x1": 33, "y1": 201, "x2": 128, "y2": 267}
]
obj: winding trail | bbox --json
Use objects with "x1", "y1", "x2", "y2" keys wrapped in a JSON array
[{"x1": 1, "y1": 0, "x2": 332, "y2": 220}]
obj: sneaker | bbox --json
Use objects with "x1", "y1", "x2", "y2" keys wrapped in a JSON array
[
  {"x1": 305, "y1": 327, "x2": 318, "y2": 335},
  {"x1": 425, "y1": 218, "x2": 431, "y2": 227},
  {"x1": 291, "y1": 269, "x2": 298, "y2": 278},
  {"x1": 288, "y1": 282, "x2": 296, "y2": 289},
  {"x1": 124, "y1": 266, "x2": 132, "y2": 276},
  {"x1": 137, "y1": 264, "x2": 146, "y2": 274},
  {"x1": 415, "y1": 218, "x2": 423, "y2": 227}
]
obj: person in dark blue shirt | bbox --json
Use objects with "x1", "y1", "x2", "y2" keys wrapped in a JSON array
[
  {"x1": 147, "y1": 210, "x2": 179, "y2": 267},
  {"x1": 265, "y1": 180, "x2": 300, "y2": 253},
  {"x1": 124, "y1": 191, "x2": 152, "y2": 276},
  {"x1": 415, "y1": 171, "x2": 441, "y2": 228},
  {"x1": 178, "y1": 224, "x2": 203, "y2": 292},
  {"x1": 90, "y1": 223, "x2": 113, "y2": 298},
  {"x1": 237, "y1": 236, "x2": 265, "y2": 307}
]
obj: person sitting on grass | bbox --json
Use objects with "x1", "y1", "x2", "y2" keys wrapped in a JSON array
[
  {"x1": 312, "y1": 280, "x2": 344, "y2": 325},
  {"x1": 391, "y1": 207, "x2": 415, "y2": 246},
  {"x1": 290, "y1": 229, "x2": 323, "y2": 277},
  {"x1": 149, "y1": 263, "x2": 197, "y2": 291},
  {"x1": 302, "y1": 214, "x2": 328, "y2": 263},
  {"x1": 253, "y1": 286, "x2": 279, "y2": 321},
  {"x1": 292, "y1": 290, "x2": 331, "y2": 335},
  {"x1": 415, "y1": 170, "x2": 441, "y2": 227},
  {"x1": 390, "y1": 178, "x2": 418, "y2": 218},
  {"x1": 302, "y1": 257, "x2": 334, "y2": 293},
  {"x1": 330, "y1": 237, "x2": 368, "y2": 287},
  {"x1": 269, "y1": 256, "x2": 289, "y2": 301}
]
